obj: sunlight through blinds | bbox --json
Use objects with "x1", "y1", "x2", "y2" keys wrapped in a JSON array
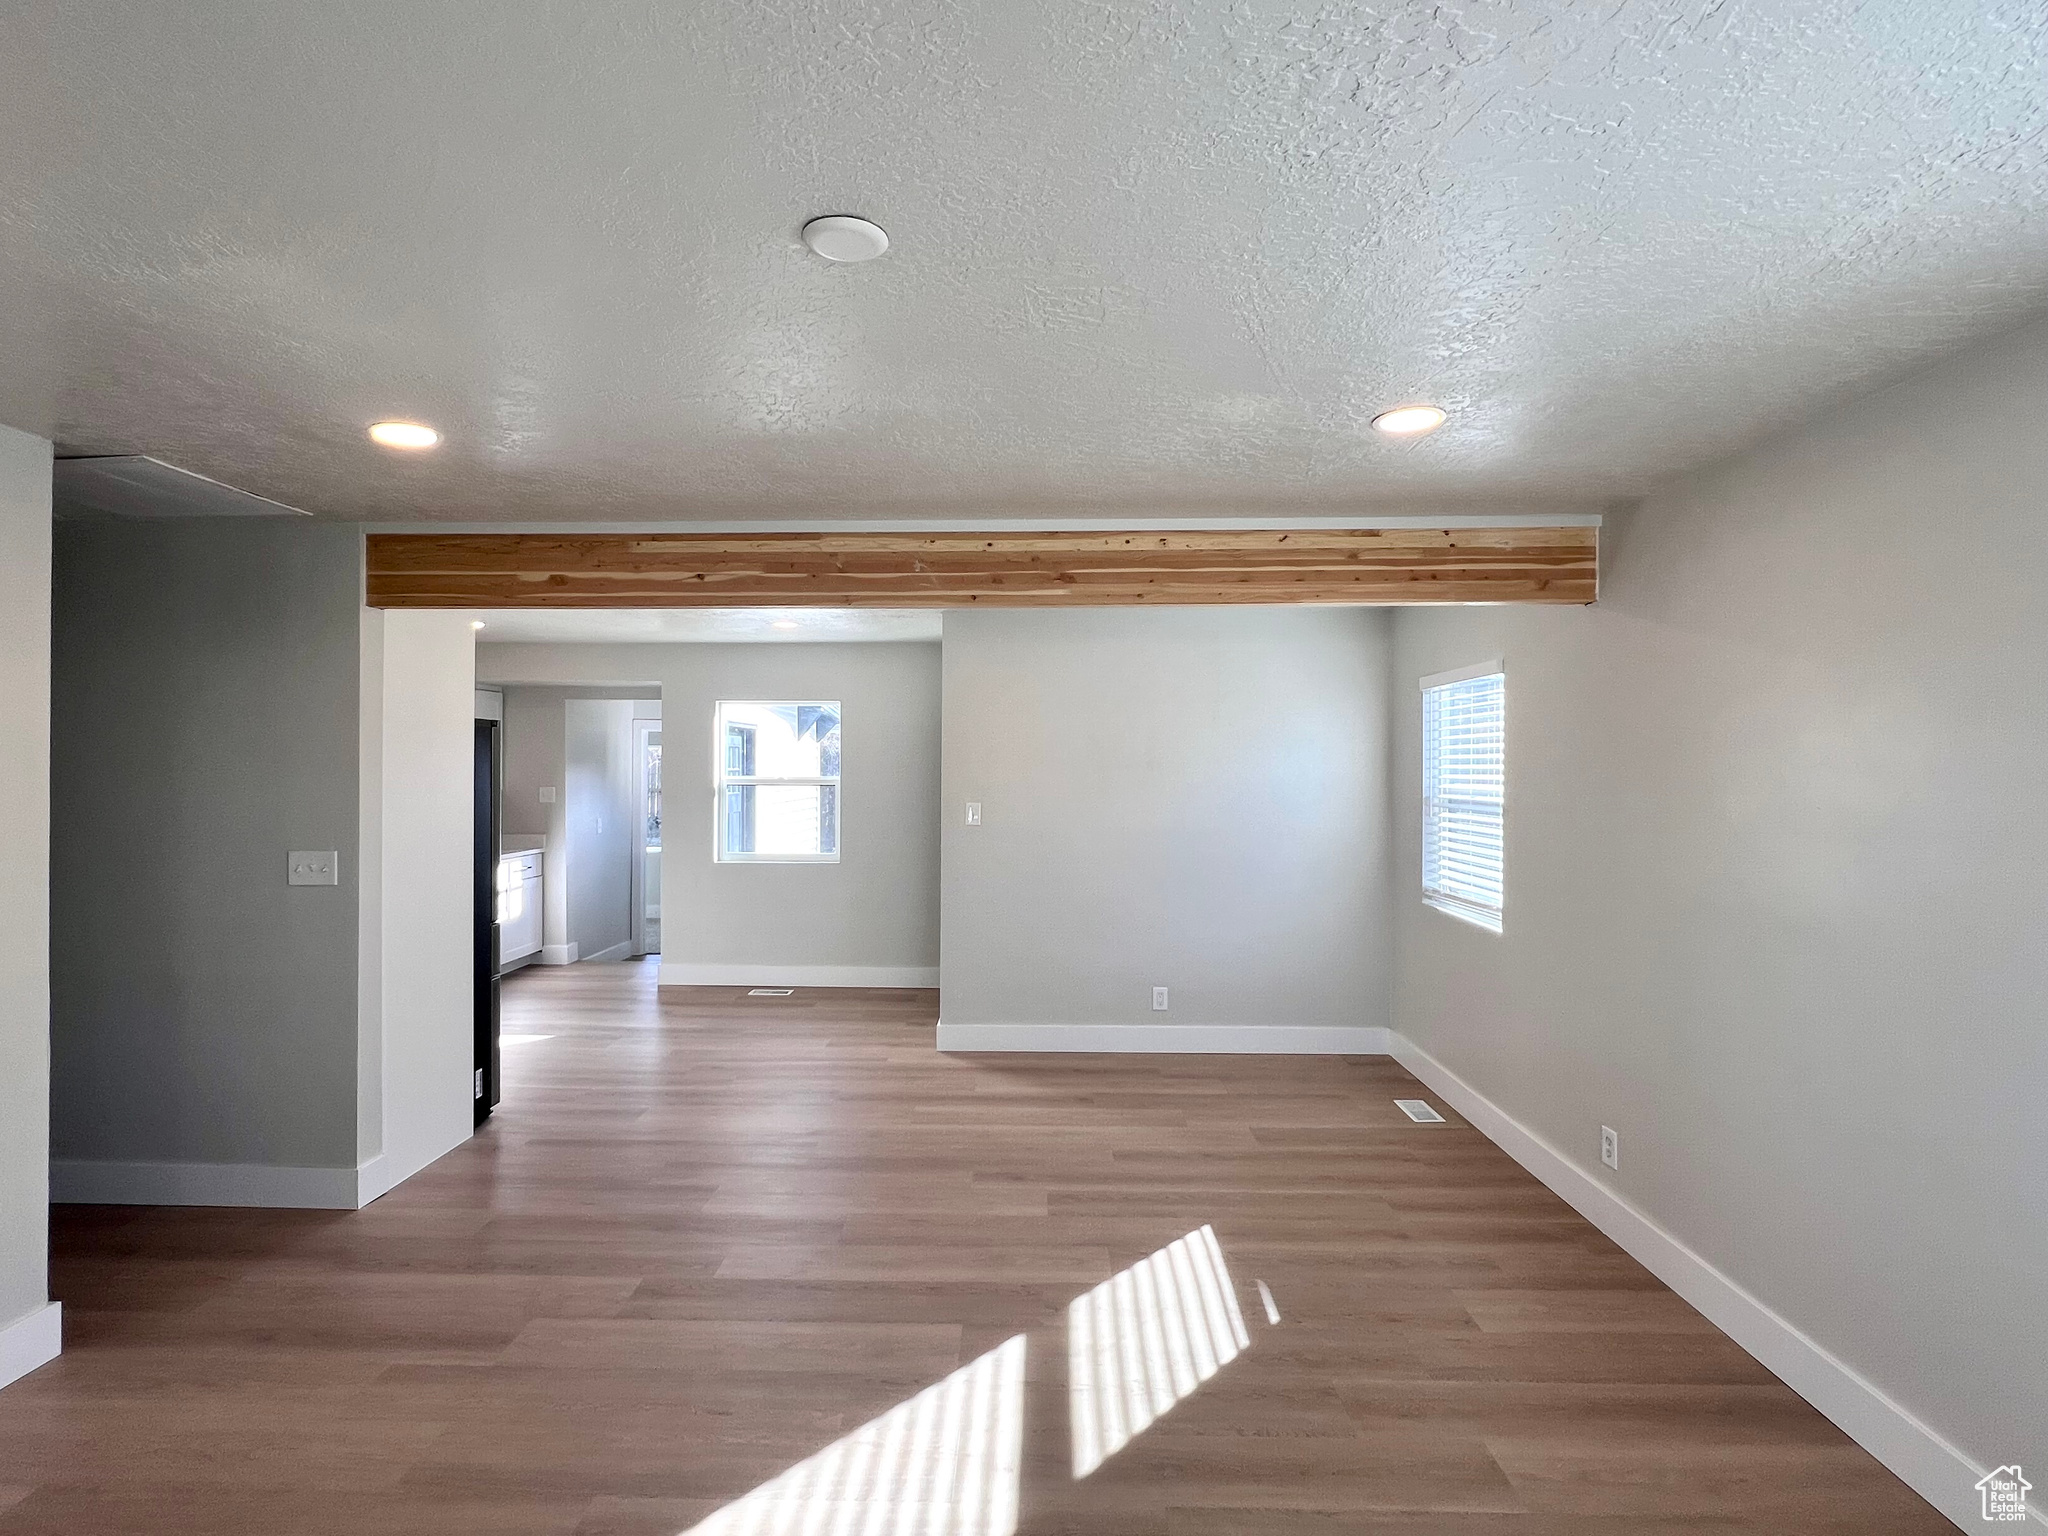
[
  {"x1": 682, "y1": 1333, "x2": 1027, "y2": 1536},
  {"x1": 1068, "y1": 1225, "x2": 1251, "y2": 1479},
  {"x1": 1422, "y1": 669, "x2": 1505, "y2": 931}
]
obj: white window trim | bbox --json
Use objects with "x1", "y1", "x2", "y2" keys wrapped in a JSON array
[
  {"x1": 1419, "y1": 658, "x2": 1505, "y2": 690},
  {"x1": 1421, "y1": 663, "x2": 1505, "y2": 934},
  {"x1": 1424, "y1": 891, "x2": 1504, "y2": 933},
  {"x1": 714, "y1": 699, "x2": 842, "y2": 865}
]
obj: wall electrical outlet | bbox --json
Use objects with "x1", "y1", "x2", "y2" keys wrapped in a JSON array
[
  {"x1": 965, "y1": 801, "x2": 982, "y2": 825},
  {"x1": 287, "y1": 851, "x2": 338, "y2": 886},
  {"x1": 1600, "y1": 1125, "x2": 1620, "y2": 1170},
  {"x1": 1152, "y1": 986, "x2": 1169, "y2": 1011}
]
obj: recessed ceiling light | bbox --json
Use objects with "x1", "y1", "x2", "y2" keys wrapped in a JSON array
[
  {"x1": 801, "y1": 215, "x2": 889, "y2": 263},
  {"x1": 369, "y1": 420, "x2": 440, "y2": 450},
  {"x1": 771, "y1": 620, "x2": 799, "y2": 630},
  {"x1": 471, "y1": 621, "x2": 486, "y2": 630},
  {"x1": 1371, "y1": 405, "x2": 1447, "y2": 437}
]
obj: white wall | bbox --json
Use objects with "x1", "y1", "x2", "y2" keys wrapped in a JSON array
[
  {"x1": 0, "y1": 425, "x2": 55, "y2": 1385},
  {"x1": 1390, "y1": 319, "x2": 2048, "y2": 1525},
  {"x1": 940, "y1": 608, "x2": 1391, "y2": 1049},
  {"x1": 356, "y1": 612, "x2": 384, "y2": 1172},
  {"x1": 361, "y1": 610, "x2": 476, "y2": 1198},
  {"x1": 481, "y1": 642, "x2": 940, "y2": 986}
]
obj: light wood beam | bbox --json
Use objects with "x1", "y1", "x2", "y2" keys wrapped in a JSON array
[{"x1": 364, "y1": 527, "x2": 1598, "y2": 607}]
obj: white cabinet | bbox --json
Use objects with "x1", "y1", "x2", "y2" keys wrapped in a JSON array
[{"x1": 497, "y1": 849, "x2": 544, "y2": 966}]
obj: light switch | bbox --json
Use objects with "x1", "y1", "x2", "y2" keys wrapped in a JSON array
[
  {"x1": 288, "y1": 851, "x2": 339, "y2": 886},
  {"x1": 539, "y1": 786, "x2": 558, "y2": 803},
  {"x1": 965, "y1": 802, "x2": 982, "y2": 826}
]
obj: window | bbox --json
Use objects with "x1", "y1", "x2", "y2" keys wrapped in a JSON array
[
  {"x1": 1421, "y1": 664, "x2": 1504, "y2": 931},
  {"x1": 715, "y1": 701, "x2": 841, "y2": 862},
  {"x1": 641, "y1": 726, "x2": 663, "y2": 850}
]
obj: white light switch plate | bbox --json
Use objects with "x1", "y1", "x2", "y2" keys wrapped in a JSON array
[
  {"x1": 965, "y1": 802, "x2": 982, "y2": 825},
  {"x1": 288, "y1": 851, "x2": 339, "y2": 886},
  {"x1": 539, "y1": 786, "x2": 558, "y2": 803}
]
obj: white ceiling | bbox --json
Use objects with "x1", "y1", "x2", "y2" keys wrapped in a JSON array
[
  {"x1": 4, "y1": 3, "x2": 2044, "y2": 524},
  {"x1": 472, "y1": 609, "x2": 942, "y2": 645}
]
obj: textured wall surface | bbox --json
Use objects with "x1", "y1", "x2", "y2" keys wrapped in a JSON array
[
  {"x1": 1, "y1": 2, "x2": 2042, "y2": 521},
  {"x1": 1390, "y1": 315, "x2": 2048, "y2": 1513}
]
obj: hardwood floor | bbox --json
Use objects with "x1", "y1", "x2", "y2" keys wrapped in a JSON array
[{"x1": 8, "y1": 960, "x2": 1944, "y2": 1534}]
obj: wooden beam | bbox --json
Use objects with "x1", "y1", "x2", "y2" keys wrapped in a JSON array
[{"x1": 364, "y1": 527, "x2": 1598, "y2": 608}]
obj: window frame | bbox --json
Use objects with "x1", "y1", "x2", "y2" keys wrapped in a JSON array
[
  {"x1": 713, "y1": 699, "x2": 842, "y2": 865},
  {"x1": 1420, "y1": 661, "x2": 1505, "y2": 933}
]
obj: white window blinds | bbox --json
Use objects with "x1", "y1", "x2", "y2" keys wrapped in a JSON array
[{"x1": 1422, "y1": 668, "x2": 1505, "y2": 932}]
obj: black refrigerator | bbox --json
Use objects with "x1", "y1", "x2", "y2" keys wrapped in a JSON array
[{"x1": 473, "y1": 718, "x2": 502, "y2": 1124}]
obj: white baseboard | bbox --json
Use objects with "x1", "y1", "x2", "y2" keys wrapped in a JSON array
[
  {"x1": 581, "y1": 940, "x2": 635, "y2": 965},
  {"x1": 50, "y1": 1158, "x2": 363, "y2": 1210},
  {"x1": 660, "y1": 963, "x2": 939, "y2": 989},
  {"x1": 499, "y1": 949, "x2": 538, "y2": 974},
  {"x1": 354, "y1": 1154, "x2": 394, "y2": 1208},
  {"x1": 0, "y1": 1302, "x2": 60, "y2": 1392},
  {"x1": 936, "y1": 1021, "x2": 1392, "y2": 1054},
  {"x1": 538, "y1": 942, "x2": 580, "y2": 966},
  {"x1": 1388, "y1": 1033, "x2": 2036, "y2": 1532}
]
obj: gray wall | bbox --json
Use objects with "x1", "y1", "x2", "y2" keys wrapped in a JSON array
[
  {"x1": 51, "y1": 518, "x2": 363, "y2": 1171},
  {"x1": 481, "y1": 643, "x2": 940, "y2": 978},
  {"x1": 1390, "y1": 319, "x2": 2048, "y2": 1491},
  {"x1": 502, "y1": 686, "x2": 570, "y2": 953},
  {"x1": 564, "y1": 697, "x2": 636, "y2": 961},
  {"x1": 0, "y1": 425, "x2": 51, "y2": 1338},
  {"x1": 941, "y1": 607, "x2": 1391, "y2": 1034}
]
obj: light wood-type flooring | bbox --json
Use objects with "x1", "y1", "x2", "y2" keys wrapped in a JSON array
[{"x1": 5, "y1": 960, "x2": 1945, "y2": 1533}]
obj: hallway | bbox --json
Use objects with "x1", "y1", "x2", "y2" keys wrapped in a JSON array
[{"x1": 5, "y1": 963, "x2": 1942, "y2": 1533}]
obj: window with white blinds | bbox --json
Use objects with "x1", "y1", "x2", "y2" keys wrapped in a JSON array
[{"x1": 1421, "y1": 666, "x2": 1505, "y2": 932}]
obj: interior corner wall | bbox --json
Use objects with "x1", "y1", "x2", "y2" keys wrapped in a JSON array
[
  {"x1": 1388, "y1": 317, "x2": 2048, "y2": 1523},
  {"x1": 366, "y1": 610, "x2": 476, "y2": 1195},
  {"x1": 0, "y1": 424, "x2": 53, "y2": 1375},
  {"x1": 48, "y1": 517, "x2": 364, "y2": 1204},
  {"x1": 940, "y1": 607, "x2": 1392, "y2": 1048}
]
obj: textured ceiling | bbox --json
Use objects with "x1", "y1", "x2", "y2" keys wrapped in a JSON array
[{"x1": 2, "y1": 1, "x2": 2043, "y2": 524}]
